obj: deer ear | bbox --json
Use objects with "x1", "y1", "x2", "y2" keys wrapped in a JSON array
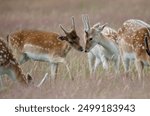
[
  {"x1": 57, "y1": 36, "x2": 67, "y2": 41},
  {"x1": 93, "y1": 23, "x2": 101, "y2": 29},
  {"x1": 99, "y1": 23, "x2": 107, "y2": 30},
  {"x1": 96, "y1": 23, "x2": 107, "y2": 32}
]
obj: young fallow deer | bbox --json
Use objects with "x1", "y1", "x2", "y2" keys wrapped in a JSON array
[
  {"x1": 82, "y1": 15, "x2": 120, "y2": 75},
  {"x1": 0, "y1": 37, "x2": 32, "y2": 88},
  {"x1": 7, "y1": 17, "x2": 83, "y2": 86},
  {"x1": 118, "y1": 19, "x2": 150, "y2": 80}
]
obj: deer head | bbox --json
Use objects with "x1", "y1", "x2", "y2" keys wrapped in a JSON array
[
  {"x1": 82, "y1": 15, "x2": 107, "y2": 52},
  {"x1": 58, "y1": 17, "x2": 83, "y2": 52}
]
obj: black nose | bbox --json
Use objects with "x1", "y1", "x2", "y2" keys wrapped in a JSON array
[
  {"x1": 79, "y1": 47, "x2": 83, "y2": 52},
  {"x1": 85, "y1": 50, "x2": 88, "y2": 53}
]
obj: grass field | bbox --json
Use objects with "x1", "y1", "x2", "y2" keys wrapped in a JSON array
[{"x1": 0, "y1": 0, "x2": 150, "y2": 98}]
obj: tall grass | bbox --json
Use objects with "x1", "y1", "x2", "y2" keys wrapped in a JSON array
[{"x1": 0, "y1": 0, "x2": 150, "y2": 98}]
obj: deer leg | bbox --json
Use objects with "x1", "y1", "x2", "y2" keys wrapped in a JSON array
[
  {"x1": 50, "y1": 63, "x2": 58, "y2": 80},
  {"x1": 0, "y1": 76, "x2": 3, "y2": 88},
  {"x1": 101, "y1": 55, "x2": 108, "y2": 70},
  {"x1": 114, "y1": 56, "x2": 120, "y2": 74},
  {"x1": 29, "y1": 62, "x2": 37, "y2": 74},
  {"x1": 0, "y1": 76, "x2": 7, "y2": 90},
  {"x1": 87, "y1": 52, "x2": 95, "y2": 76},
  {"x1": 61, "y1": 60, "x2": 73, "y2": 80},
  {"x1": 122, "y1": 57, "x2": 130, "y2": 78},
  {"x1": 93, "y1": 57, "x2": 101, "y2": 73},
  {"x1": 135, "y1": 59, "x2": 144, "y2": 81}
]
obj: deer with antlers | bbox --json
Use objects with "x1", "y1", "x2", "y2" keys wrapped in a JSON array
[
  {"x1": 7, "y1": 17, "x2": 83, "y2": 86},
  {"x1": 118, "y1": 19, "x2": 150, "y2": 80},
  {"x1": 0, "y1": 37, "x2": 32, "y2": 87},
  {"x1": 82, "y1": 15, "x2": 120, "y2": 75}
]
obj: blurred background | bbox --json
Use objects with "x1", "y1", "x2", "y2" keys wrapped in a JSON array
[
  {"x1": 0, "y1": 0, "x2": 150, "y2": 37},
  {"x1": 0, "y1": 0, "x2": 150, "y2": 98}
]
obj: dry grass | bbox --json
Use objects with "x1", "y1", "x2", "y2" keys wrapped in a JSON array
[{"x1": 0, "y1": 0, "x2": 150, "y2": 99}]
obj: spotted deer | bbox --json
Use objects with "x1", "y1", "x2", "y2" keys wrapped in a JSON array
[
  {"x1": 0, "y1": 37, "x2": 32, "y2": 87},
  {"x1": 7, "y1": 17, "x2": 83, "y2": 85},
  {"x1": 118, "y1": 19, "x2": 150, "y2": 80},
  {"x1": 82, "y1": 15, "x2": 120, "y2": 75}
]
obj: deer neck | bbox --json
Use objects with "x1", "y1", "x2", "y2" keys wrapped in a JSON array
[
  {"x1": 97, "y1": 33, "x2": 119, "y2": 54},
  {"x1": 62, "y1": 42, "x2": 72, "y2": 57}
]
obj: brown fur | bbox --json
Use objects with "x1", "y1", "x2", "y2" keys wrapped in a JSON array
[
  {"x1": 101, "y1": 27, "x2": 118, "y2": 43},
  {"x1": 7, "y1": 20, "x2": 83, "y2": 81},
  {"x1": 118, "y1": 19, "x2": 150, "y2": 79},
  {"x1": 0, "y1": 37, "x2": 32, "y2": 86},
  {"x1": 9, "y1": 30, "x2": 70, "y2": 57}
]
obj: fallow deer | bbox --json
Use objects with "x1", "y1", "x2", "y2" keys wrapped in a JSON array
[
  {"x1": 0, "y1": 37, "x2": 32, "y2": 87},
  {"x1": 82, "y1": 15, "x2": 120, "y2": 75},
  {"x1": 7, "y1": 17, "x2": 83, "y2": 86},
  {"x1": 118, "y1": 19, "x2": 150, "y2": 80}
]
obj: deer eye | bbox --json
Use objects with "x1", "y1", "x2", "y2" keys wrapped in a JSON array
[
  {"x1": 69, "y1": 41, "x2": 74, "y2": 44},
  {"x1": 89, "y1": 38, "x2": 93, "y2": 41}
]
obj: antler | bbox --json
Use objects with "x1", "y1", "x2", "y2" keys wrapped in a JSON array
[
  {"x1": 71, "y1": 16, "x2": 75, "y2": 30},
  {"x1": 82, "y1": 15, "x2": 87, "y2": 31},
  {"x1": 82, "y1": 14, "x2": 90, "y2": 32},
  {"x1": 60, "y1": 16, "x2": 76, "y2": 34},
  {"x1": 85, "y1": 15, "x2": 90, "y2": 31},
  {"x1": 59, "y1": 24, "x2": 68, "y2": 35}
]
